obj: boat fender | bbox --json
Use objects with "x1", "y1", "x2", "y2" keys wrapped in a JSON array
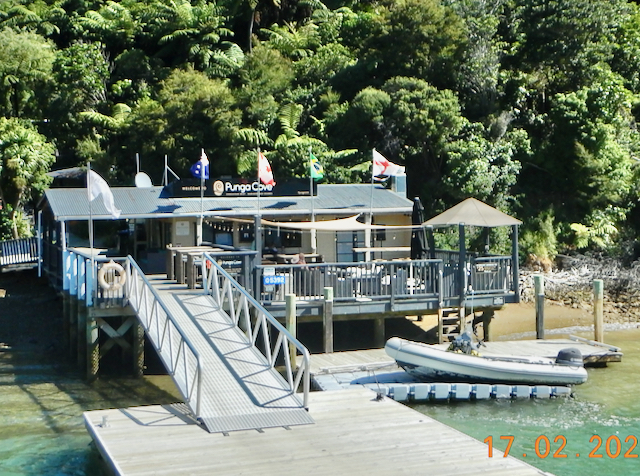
[
  {"x1": 98, "y1": 260, "x2": 127, "y2": 291},
  {"x1": 556, "y1": 348, "x2": 583, "y2": 366}
]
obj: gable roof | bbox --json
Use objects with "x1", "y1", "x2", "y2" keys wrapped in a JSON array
[
  {"x1": 41, "y1": 183, "x2": 413, "y2": 221},
  {"x1": 424, "y1": 198, "x2": 521, "y2": 227}
]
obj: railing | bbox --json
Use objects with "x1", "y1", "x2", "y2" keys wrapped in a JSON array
[
  {"x1": 256, "y1": 260, "x2": 443, "y2": 304},
  {"x1": 469, "y1": 255, "x2": 513, "y2": 294},
  {"x1": 203, "y1": 252, "x2": 311, "y2": 409},
  {"x1": 63, "y1": 248, "x2": 128, "y2": 307},
  {"x1": 127, "y1": 257, "x2": 203, "y2": 418},
  {"x1": 0, "y1": 237, "x2": 38, "y2": 268}
]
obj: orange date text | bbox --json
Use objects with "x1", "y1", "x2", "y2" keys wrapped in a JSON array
[{"x1": 484, "y1": 435, "x2": 639, "y2": 459}]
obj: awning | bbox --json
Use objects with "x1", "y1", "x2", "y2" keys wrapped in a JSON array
[
  {"x1": 424, "y1": 198, "x2": 521, "y2": 227},
  {"x1": 260, "y1": 215, "x2": 411, "y2": 231}
]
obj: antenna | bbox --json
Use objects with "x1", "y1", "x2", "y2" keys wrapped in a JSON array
[{"x1": 135, "y1": 172, "x2": 153, "y2": 188}]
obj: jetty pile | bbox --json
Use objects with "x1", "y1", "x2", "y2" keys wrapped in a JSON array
[{"x1": 520, "y1": 254, "x2": 640, "y2": 324}]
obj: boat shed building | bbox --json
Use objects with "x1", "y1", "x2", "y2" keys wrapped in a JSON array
[{"x1": 38, "y1": 178, "x2": 414, "y2": 282}]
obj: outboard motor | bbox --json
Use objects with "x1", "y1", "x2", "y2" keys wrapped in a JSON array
[
  {"x1": 448, "y1": 330, "x2": 482, "y2": 355},
  {"x1": 556, "y1": 348, "x2": 583, "y2": 366}
]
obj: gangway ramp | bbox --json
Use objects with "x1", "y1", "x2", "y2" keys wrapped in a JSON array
[{"x1": 128, "y1": 265, "x2": 313, "y2": 434}]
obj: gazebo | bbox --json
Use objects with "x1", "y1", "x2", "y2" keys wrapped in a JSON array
[{"x1": 424, "y1": 198, "x2": 522, "y2": 339}]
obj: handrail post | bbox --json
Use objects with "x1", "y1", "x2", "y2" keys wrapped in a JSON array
[{"x1": 286, "y1": 294, "x2": 297, "y2": 367}]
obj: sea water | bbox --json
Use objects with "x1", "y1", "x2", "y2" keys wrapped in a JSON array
[
  {"x1": 0, "y1": 349, "x2": 180, "y2": 476},
  {"x1": 2, "y1": 326, "x2": 639, "y2": 475},
  {"x1": 414, "y1": 326, "x2": 640, "y2": 476}
]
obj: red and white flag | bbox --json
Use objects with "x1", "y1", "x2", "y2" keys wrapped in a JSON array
[
  {"x1": 373, "y1": 149, "x2": 405, "y2": 177},
  {"x1": 258, "y1": 151, "x2": 276, "y2": 186}
]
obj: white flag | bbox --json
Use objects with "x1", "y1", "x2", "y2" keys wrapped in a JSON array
[
  {"x1": 88, "y1": 170, "x2": 121, "y2": 219},
  {"x1": 373, "y1": 149, "x2": 405, "y2": 177}
]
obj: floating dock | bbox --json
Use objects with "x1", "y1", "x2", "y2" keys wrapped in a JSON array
[
  {"x1": 85, "y1": 387, "x2": 552, "y2": 476},
  {"x1": 303, "y1": 337, "x2": 622, "y2": 401}
]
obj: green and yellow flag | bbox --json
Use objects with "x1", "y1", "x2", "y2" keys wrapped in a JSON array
[{"x1": 310, "y1": 151, "x2": 324, "y2": 180}]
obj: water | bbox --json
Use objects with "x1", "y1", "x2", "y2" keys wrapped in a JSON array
[
  {"x1": 413, "y1": 327, "x2": 640, "y2": 476},
  {"x1": 2, "y1": 274, "x2": 639, "y2": 476},
  {"x1": 0, "y1": 350, "x2": 180, "y2": 476}
]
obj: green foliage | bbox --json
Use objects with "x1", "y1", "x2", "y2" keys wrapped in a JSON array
[
  {"x1": 519, "y1": 210, "x2": 558, "y2": 262},
  {"x1": 570, "y1": 206, "x2": 625, "y2": 251},
  {"x1": 0, "y1": 117, "x2": 55, "y2": 238},
  {"x1": 0, "y1": 27, "x2": 55, "y2": 118},
  {"x1": 3, "y1": 0, "x2": 640, "y2": 258}
]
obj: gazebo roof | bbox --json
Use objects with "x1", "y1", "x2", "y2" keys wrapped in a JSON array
[{"x1": 424, "y1": 198, "x2": 521, "y2": 227}]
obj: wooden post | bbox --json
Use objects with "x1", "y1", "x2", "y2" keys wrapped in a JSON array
[
  {"x1": 323, "y1": 287, "x2": 334, "y2": 354},
  {"x1": 186, "y1": 253, "x2": 195, "y2": 289},
  {"x1": 482, "y1": 309, "x2": 494, "y2": 342},
  {"x1": 437, "y1": 307, "x2": 444, "y2": 344},
  {"x1": 86, "y1": 310, "x2": 99, "y2": 380},
  {"x1": 534, "y1": 274, "x2": 544, "y2": 339},
  {"x1": 286, "y1": 294, "x2": 297, "y2": 367},
  {"x1": 77, "y1": 301, "x2": 87, "y2": 366},
  {"x1": 133, "y1": 321, "x2": 145, "y2": 378},
  {"x1": 176, "y1": 251, "x2": 185, "y2": 284},
  {"x1": 593, "y1": 279, "x2": 604, "y2": 342},
  {"x1": 373, "y1": 317, "x2": 385, "y2": 348}
]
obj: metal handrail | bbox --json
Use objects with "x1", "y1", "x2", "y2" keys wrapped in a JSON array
[
  {"x1": 202, "y1": 253, "x2": 311, "y2": 409},
  {"x1": 126, "y1": 257, "x2": 203, "y2": 418}
]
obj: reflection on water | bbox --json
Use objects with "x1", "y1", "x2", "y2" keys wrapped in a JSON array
[
  {"x1": 413, "y1": 327, "x2": 640, "y2": 476},
  {"x1": 0, "y1": 350, "x2": 180, "y2": 476}
]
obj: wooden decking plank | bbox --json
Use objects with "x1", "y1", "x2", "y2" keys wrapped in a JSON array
[{"x1": 85, "y1": 388, "x2": 549, "y2": 476}]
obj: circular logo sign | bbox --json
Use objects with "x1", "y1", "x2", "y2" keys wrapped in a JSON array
[{"x1": 213, "y1": 180, "x2": 224, "y2": 196}]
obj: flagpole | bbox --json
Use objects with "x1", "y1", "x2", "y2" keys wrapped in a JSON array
[
  {"x1": 309, "y1": 147, "x2": 316, "y2": 253},
  {"x1": 196, "y1": 149, "x2": 206, "y2": 246},
  {"x1": 87, "y1": 162, "x2": 95, "y2": 285},
  {"x1": 255, "y1": 148, "x2": 262, "y2": 264},
  {"x1": 367, "y1": 149, "x2": 377, "y2": 262}
]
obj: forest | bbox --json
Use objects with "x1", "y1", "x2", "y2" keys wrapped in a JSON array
[{"x1": 1, "y1": 0, "x2": 640, "y2": 263}]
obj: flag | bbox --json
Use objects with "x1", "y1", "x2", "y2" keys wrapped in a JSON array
[
  {"x1": 373, "y1": 149, "x2": 405, "y2": 177},
  {"x1": 258, "y1": 151, "x2": 276, "y2": 186},
  {"x1": 87, "y1": 170, "x2": 121, "y2": 219},
  {"x1": 310, "y1": 151, "x2": 324, "y2": 180},
  {"x1": 190, "y1": 149, "x2": 209, "y2": 179}
]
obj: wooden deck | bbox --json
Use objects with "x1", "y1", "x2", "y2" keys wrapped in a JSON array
[{"x1": 84, "y1": 388, "x2": 551, "y2": 476}]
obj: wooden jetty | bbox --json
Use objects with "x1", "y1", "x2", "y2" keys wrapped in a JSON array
[{"x1": 84, "y1": 387, "x2": 551, "y2": 476}]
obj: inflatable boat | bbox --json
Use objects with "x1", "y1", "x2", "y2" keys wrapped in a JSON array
[{"x1": 385, "y1": 337, "x2": 588, "y2": 386}]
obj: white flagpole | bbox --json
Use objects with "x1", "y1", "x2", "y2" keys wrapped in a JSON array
[
  {"x1": 366, "y1": 149, "x2": 376, "y2": 262},
  {"x1": 309, "y1": 147, "x2": 317, "y2": 253},
  {"x1": 87, "y1": 162, "x2": 95, "y2": 285},
  {"x1": 197, "y1": 149, "x2": 205, "y2": 246},
  {"x1": 255, "y1": 148, "x2": 262, "y2": 263}
]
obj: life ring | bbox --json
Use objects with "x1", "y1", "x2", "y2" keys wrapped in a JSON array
[{"x1": 98, "y1": 260, "x2": 127, "y2": 291}]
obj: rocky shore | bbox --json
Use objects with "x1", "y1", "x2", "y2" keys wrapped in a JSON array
[{"x1": 520, "y1": 254, "x2": 640, "y2": 325}]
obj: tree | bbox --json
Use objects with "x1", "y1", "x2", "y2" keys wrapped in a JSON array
[
  {"x1": 0, "y1": 27, "x2": 55, "y2": 119},
  {"x1": 0, "y1": 118, "x2": 55, "y2": 238},
  {"x1": 45, "y1": 41, "x2": 110, "y2": 169}
]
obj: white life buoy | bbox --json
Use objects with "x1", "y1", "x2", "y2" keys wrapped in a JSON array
[{"x1": 98, "y1": 260, "x2": 127, "y2": 291}]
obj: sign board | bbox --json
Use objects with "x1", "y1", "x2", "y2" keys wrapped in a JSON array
[
  {"x1": 175, "y1": 221, "x2": 190, "y2": 236},
  {"x1": 263, "y1": 275, "x2": 286, "y2": 286},
  {"x1": 475, "y1": 262, "x2": 499, "y2": 273},
  {"x1": 165, "y1": 178, "x2": 314, "y2": 198}
]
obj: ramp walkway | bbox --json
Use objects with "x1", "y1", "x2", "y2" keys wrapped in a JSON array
[{"x1": 127, "y1": 258, "x2": 313, "y2": 434}]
